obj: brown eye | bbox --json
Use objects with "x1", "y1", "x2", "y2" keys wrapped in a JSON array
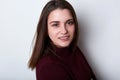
[
  {"x1": 52, "y1": 23, "x2": 59, "y2": 27},
  {"x1": 67, "y1": 20, "x2": 74, "y2": 25}
]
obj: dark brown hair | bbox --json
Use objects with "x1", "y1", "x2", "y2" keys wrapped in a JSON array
[{"x1": 28, "y1": 0, "x2": 79, "y2": 70}]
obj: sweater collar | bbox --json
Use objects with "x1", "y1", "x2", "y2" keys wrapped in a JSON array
[{"x1": 54, "y1": 46, "x2": 72, "y2": 58}]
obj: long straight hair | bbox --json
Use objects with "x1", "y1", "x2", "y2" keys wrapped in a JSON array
[{"x1": 28, "y1": 0, "x2": 79, "y2": 70}]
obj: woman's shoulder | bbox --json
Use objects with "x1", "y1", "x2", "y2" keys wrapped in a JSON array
[
  {"x1": 36, "y1": 53, "x2": 64, "y2": 71},
  {"x1": 74, "y1": 46, "x2": 87, "y2": 60},
  {"x1": 74, "y1": 46, "x2": 83, "y2": 54},
  {"x1": 36, "y1": 55, "x2": 70, "y2": 80},
  {"x1": 37, "y1": 55, "x2": 56, "y2": 68}
]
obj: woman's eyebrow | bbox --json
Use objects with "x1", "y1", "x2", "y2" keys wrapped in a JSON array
[
  {"x1": 49, "y1": 18, "x2": 73, "y2": 24},
  {"x1": 65, "y1": 19, "x2": 74, "y2": 23},
  {"x1": 49, "y1": 21, "x2": 59, "y2": 24},
  {"x1": 66, "y1": 19, "x2": 73, "y2": 22}
]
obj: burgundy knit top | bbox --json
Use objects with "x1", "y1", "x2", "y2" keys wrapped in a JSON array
[{"x1": 36, "y1": 46, "x2": 96, "y2": 80}]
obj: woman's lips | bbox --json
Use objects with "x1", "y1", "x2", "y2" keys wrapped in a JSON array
[{"x1": 58, "y1": 36, "x2": 70, "y2": 41}]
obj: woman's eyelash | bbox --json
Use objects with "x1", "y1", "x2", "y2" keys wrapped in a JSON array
[
  {"x1": 52, "y1": 23, "x2": 59, "y2": 26},
  {"x1": 67, "y1": 20, "x2": 74, "y2": 25},
  {"x1": 50, "y1": 20, "x2": 74, "y2": 27}
]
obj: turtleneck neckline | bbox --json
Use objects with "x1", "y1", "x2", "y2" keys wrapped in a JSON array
[
  {"x1": 47, "y1": 42, "x2": 73, "y2": 58},
  {"x1": 54, "y1": 46, "x2": 72, "y2": 58}
]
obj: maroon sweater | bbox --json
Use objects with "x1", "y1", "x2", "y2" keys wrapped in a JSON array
[{"x1": 36, "y1": 47, "x2": 96, "y2": 80}]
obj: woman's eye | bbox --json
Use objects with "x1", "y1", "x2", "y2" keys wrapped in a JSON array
[
  {"x1": 67, "y1": 20, "x2": 74, "y2": 25},
  {"x1": 52, "y1": 24, "x2": 59, "y2": 27}
]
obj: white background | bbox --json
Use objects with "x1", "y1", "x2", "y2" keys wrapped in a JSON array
[{"x1": 0, "y1": 0, "x2": 120, "y2": 80}]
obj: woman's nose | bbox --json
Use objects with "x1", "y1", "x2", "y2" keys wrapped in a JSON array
[{"x1": 60, "y1": 24, "x2": 68, "y2": 34}]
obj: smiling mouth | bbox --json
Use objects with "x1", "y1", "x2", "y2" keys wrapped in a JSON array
[{"x1": 58, "y1": 36, "x2": 70, "y2": 41}]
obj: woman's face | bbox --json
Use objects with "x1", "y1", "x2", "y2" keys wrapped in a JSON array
[{"x1": 47, "y1": 9, "x2": 75, "y2": 48}]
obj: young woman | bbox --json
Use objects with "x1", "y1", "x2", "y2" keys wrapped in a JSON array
[{"x1": 28, "y1": 0, "x2": 96, "y2": 80}]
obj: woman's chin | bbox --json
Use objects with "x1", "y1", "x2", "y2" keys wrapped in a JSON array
[{"x1": 55, "y1": 42, "x2": 71, "y2": 48}]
